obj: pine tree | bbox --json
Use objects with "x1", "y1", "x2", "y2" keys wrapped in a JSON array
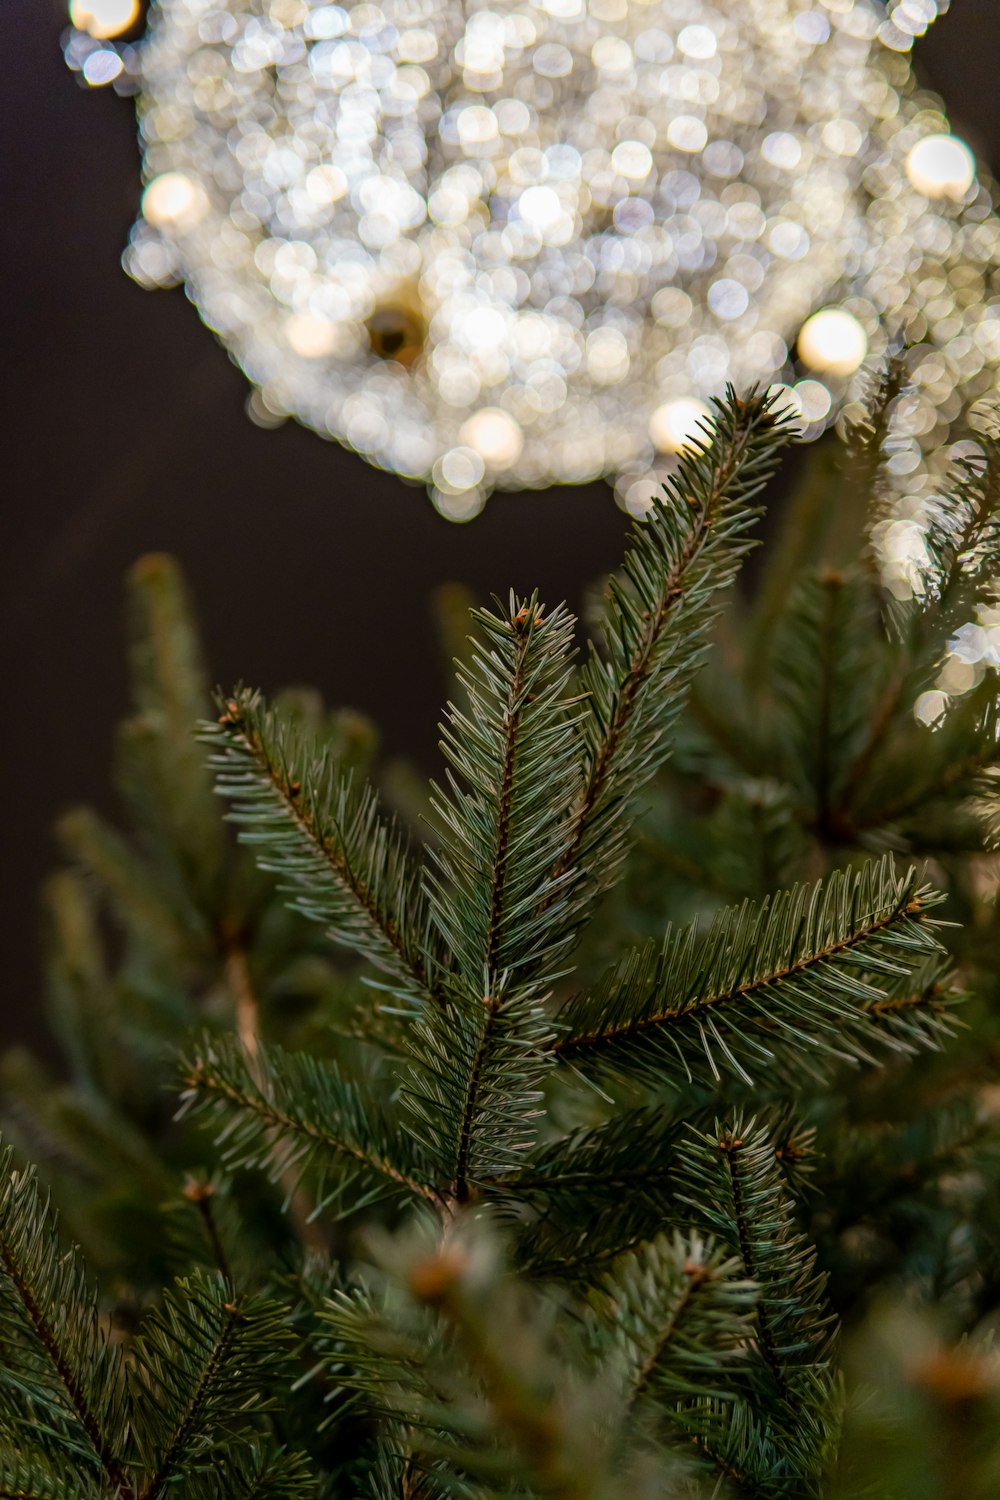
[{"x1": 4, "y1": 382, "x2": 1000, "y2": 1497}]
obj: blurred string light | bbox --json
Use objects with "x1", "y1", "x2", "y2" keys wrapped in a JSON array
[{"x1": 62, "y1": 0, "x2": 1000, "y2": 523}]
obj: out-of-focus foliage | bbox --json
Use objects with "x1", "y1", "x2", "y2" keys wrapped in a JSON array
[{"x1": 3, "y1": 382, "x2": 1000, "y2": 1497}]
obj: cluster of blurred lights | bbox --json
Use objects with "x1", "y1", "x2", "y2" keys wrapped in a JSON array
[{"x1": 64, "y1": 0, "x2": 999, "y2": 524}]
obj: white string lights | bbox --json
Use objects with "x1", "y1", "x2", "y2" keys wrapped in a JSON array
[{"x1": 65, "y1": 0, "x2": 1000, "y2": 520}]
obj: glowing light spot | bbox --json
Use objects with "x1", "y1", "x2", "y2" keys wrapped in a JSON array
[
  {"x1": 69, "y1": 0, "x2": 139, "y2": 39},
  {"x1": 648, "y1": 398, "x2": 711, "y2": 453},
  {"x1": 914, "y1": 690, "x2": 948, "y2": 726},
  {"x1": 761, "y1": 132, "x2": 802, "y2": 170},
  {"x1": 433, "y1": 487, "x2": 486, "y2": 522},
  {"x1": 142, "y1": 172, "x2": 209, "y2": 230},
  {"x1": 794, "y1": 380, "x2": 833, "y2": 422},
  {"x1": 905, "y1": 134, "x2": 976, "y2": 200},
  {"x1": 456, "y1": 105, "x2": 499, "y2": 150},
  {"x1": 517, "y1": 185, "x2": 562, "y2": 232},
  {"x1": 938, "y1": 655, "x2": 978, "y2": 695},
  {"x1": 666, "y1": 116, "x2": 709, "y2": 154},
  {"x1": 82, "y1": 48, "x2": 124, "y2": 86},
  {"x1": 708, "y1": 279, "x2": 749, "y2": 321},
  {"x1": 611, "y1": 141, "x2": 653, "y2": 181},
  {"x1": 678, "y1": 25, "x2": 717, "y2": 60},
  {"x1": 798, "y1": 308, "x2": 868, "y2": 377},
  {"x1": 591, "y1": 36, "x2": 632, "y2": 74},
  {"x1": 460, "y1": 408, "x2": 524, "y2": 469},
  {"x1": 284, "y1": 313, "x2": 340, "y2": 358},
  {"x1": 586, "y1": 327, "x2": 630, "y2": 384},
  {"x1": 435, "y1": 446, "x2": 486, "y2": 493}
]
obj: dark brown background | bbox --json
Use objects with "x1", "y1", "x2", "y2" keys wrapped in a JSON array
[{"x1": 2, "y1": 1, "x2": 999, "y2": 1050}]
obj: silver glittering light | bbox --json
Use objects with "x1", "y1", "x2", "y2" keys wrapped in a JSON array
[{"x1": 65, "y1": 0, "x2": 1000, "y2": 521}]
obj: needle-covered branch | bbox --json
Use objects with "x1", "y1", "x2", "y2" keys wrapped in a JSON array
[
  {"x1": 131, "y1": 1272, "x2": 295, "y2": 1498},
  {"x1": 180, "y1": 1033, "x2": 441, "y2": 1211},
  {"x1": 675, "y1": 1118, "x2": 835, "y2": 1494},
  {"x1": 202, "y1": 688, "x2": 445, "y2": 1013},
  {"x1": 494, "y1": 1110, "x2": 689, "y2": 1281},
  {"x1": 598, "y1": 1232, "x2": 757, "y2": 1436},
  {"x1": 551, "y1": 388, "x2": 795, "y2": 930},
  {"x1": 554, "y1": 857, "x2": 949, "y2": 1089},
  {"x1": 408, "y1": 596, "x2": 582, "y2": 1201},
  {"x1": 427, "y1": 594, "x2": 585, "y2": 994},
  {"x1": 0, "y1": 1147, "x2": 130, "y2": 1493}
]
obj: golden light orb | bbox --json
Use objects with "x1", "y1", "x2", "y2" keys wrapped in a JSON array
[
  {"x1": 141, "y1": 173, "x2": 208, "y2": 231},
  {"x1": 905, "y1": 134, "x2": 976, "y2": 200},
  {"x1": 69, "y1": 0, "x2": 139, "y2": 39},
  {"x1": 459, "y1": 409, "x2": 525, "y2": 471},
  {"x1": 797, "y1": 309, "x2": 869, "y2": 378},
  {"x1": 648, "y1": 399, "x2": 712, "y2": 454}
]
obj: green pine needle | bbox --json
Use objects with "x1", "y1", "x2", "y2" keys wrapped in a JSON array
[
  {"x1": 201, "y1": 688, "x2": 445, "y2": 1014},
  {"x1": 554, "y1": 856, "x2": 949, "y2": 1088},
  {"x1": 179, "y1": 1033, "x2": 441, "y2": 1211}
]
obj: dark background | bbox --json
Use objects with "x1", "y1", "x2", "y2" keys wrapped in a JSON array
[{"x1": 3, "y1": 1, "x2": 1000, "y2": 1052}]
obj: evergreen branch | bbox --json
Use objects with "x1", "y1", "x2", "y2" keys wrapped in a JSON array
[
  {"x1": 400, "y1": 983, "x2": 555, "y2": 1201},
  {"x1": 201, "y1": 688, "x2": 443, "y2": 1011},
  {"x1": 921, "y1": 430, "x2": 1000, "y2": 624},
  {"x1": 497, "y1": 1107, "x2": 686, "y2": 1199},
  {"x1": 133, "y1": 1271, "x2": 293, "y2": 1498},
  {"x1": 493, "y1": 1110, "x2": 691, "y2": 1280},
  {"x1": 854, "y1": 691, "x2": 1000, "y2": 832},
  {"x1": 550, "y1": 388, "x2": 794, "y2": 925},
  {"x1": 222, "y1": 945, "x2": 329, "y2": 1254},
  {"x1": 194, "y1": 1445, "x2": 316, "y2": 1499},
  {"x1": 0, "y1": 1147, "x2": 129, "y2": 1490},
  {"x1": 181, "y1": 1180, "x2": 234, "y2": 1284},
  {"x1": 673, "y1": 1119, "x2": 836, "y2": 1495},
  {"x1": 358, "y1": 1444, "x2": 467, "y2": 1500},
  {"x1": 403, "y1": 1237, "x2": 612, "y2": 1500},
  {"x1": 769, "y1": 570, "x2": 889, "y2": 837},
  {"x1": 406, "y1": 596, "x2": 581, "y2": 1199},
  {"x1": 599, "y1": 1233, "x2": 756, "y2": 1416},
  {"x1": 426, "y1": 594, "x2": 585, "y2": 990},
  {"x1": 845, "y1": 351, "x2": 908, "y2": 544},
  {"x1": 554, "y1": 857, "x2": 946, "y2": 1089},
  {"x1": 676, "y1": 1118, "x2": 833, "y2": 1410},
  {"x1": 180, "y1": 1033, "x2": 440, "y2": 1211},
  {"x1": 0, "y1": 1452, "x2": 105, "y2": 1500}
]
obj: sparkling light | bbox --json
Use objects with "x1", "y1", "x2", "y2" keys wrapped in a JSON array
[
  {"x1": 798, "y1": 310, "x2": 869, "y2": 379},
  {"x1": 141, "y1": 172, "x2": 208, "y2": 231},
  {"x1": 69, "y1": 0, "x2": 139, "y2": 38},
  {"x1": 460, "y1": 408, "x2": 524, "y2": 470},
  {"x1": 65, "y1": 0, "x2": 998, "y2": 518},
  {"x1": 905, "y1": 134, "x2": 976, "y2": 200},
  {"x1": 649, "y1": 399, "x2": 711, "y2": 455}
]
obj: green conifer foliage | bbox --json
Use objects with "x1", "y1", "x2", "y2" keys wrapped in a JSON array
[{"x1": 4, "y1": 383, "x2": 1000, "y2": 1497}]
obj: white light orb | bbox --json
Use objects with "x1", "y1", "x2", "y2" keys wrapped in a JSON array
[
  {"x1": 67, "y1": 0, "x2": 1000, "y2": 515},
  {"x1": 460, "y1": 409, "x2": 525, "y2": 471},
  {"x1": 284, "y1": 314, "x2": 341, "y2": 360},
  {"x1": 798, "y1": 309, "x2": 869, "y2": 378},
  {"x1": 434, "y1": 446, "x2": 486, "y2": 495},
  {"x1": 649, "y1": 399, "x2": 712, "y2": 455},
  {"x1": 914, "y1": 690, "x2": 949, "y2": 726},
  {"x1": 141, "y1": 172, "x2": 208, "y2": 232},
  {"x1": 69, "y1": 0, "x2": 139, "y2": 38},
  {"x1": 905, "y1": 134, "x2": 976, "y2": 200},
  {"x1": 794, "y1": 380, "x2": 833, "y2": 424}
]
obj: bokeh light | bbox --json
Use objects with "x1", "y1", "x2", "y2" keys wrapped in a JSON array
[
  {"x1": 798, "y1": 310, "x2": 869, "y2": 379},
  {"x1": 69, "y1": 0, "x2": 140, "y2": 39},
  {"x1": 905, "y1": 134, "x2": 976, "y2": 200},
  {"x1": 649, "y1": 399, "x2": 712, "y2": 456},
  {"x1": 64, "y1": 0, "x2": 1000, "y2": 519}
]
